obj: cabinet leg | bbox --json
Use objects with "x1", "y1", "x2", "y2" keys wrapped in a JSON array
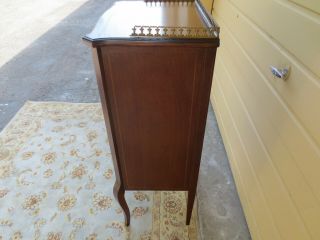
[
  {"x1": 186, "y1": 189, "x2": 196, "y2": 225},
  {"x1": 113, "y1": 181, "x2": 130, "y2": 226}
]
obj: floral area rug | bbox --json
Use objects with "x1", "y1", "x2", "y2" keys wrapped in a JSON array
[{"x1": 0, "y1": 102, "x2": 198, "y2": 240}]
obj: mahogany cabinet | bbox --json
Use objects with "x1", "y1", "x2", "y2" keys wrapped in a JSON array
[{"x1": 83, "y1": 0, "x2": 220, "y2": 226}]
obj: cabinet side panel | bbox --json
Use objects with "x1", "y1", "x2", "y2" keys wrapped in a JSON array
[
  {"x1": 100, "y1": 45, "x2": 214, "y2": 190},
  {"x1": 91, "y1": 48, "x2": 124, "y2": 186}
]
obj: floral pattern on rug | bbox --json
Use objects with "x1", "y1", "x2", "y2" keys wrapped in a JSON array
[{"x1": 0, "y1": 102, "x2": 198, "y2": 240}]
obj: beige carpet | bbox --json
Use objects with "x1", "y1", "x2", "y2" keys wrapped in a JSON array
[{"x1": 0, "y1": 101, "x2": 198, "y2": 240}]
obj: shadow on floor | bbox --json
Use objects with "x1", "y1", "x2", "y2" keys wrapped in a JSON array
[{"x1": 0, "y1": 0, "x2": 115, "y2": 131}]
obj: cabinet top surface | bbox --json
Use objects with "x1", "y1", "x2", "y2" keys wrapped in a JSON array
[{"x1": 84, "y1": 0, "x2": 219, "y2": 43}]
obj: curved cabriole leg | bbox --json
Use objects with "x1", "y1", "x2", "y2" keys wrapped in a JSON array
[{"x1": 113, "y1": 181, "x2": 130, "y2": 226}]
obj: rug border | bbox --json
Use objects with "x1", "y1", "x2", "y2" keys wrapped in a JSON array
[{"x1": 0, "y1": 101, "x2": 102, "y2": 135}]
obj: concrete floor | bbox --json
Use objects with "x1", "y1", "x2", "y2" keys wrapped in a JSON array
[
  {"x1": 198, "y1": 107, "x2": 251, "y2": 240},
  {"x1": 0, "y1": 0, "x2": 251, "y2": 239}
]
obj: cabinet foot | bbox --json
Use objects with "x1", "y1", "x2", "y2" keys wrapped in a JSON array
[{"x1": 113, "y1": 181, "x2": 130, "y2": 226}]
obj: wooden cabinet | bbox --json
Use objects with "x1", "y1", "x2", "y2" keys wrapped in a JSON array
[{"x1": 83, "y1": 0, "x2": 219, "y2": 226}]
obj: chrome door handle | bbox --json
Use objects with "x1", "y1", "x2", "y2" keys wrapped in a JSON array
[{"x1": 270, "y1": 66, "x2": 290, "y2": 80}]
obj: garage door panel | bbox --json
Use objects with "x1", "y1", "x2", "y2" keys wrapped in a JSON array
[
  {"x1": 216, "y1": 11, "x2": 320, "y2": 204},
  {"x1": 200, "y1": 0, "x2": 212, "y2": 14},
  {"x1": 213, "y1": 0, "x2": 320, "y2": 149},
  {"x1": 222, "y1": 13, "x2": 320, "y2": 225},
  {"x1": 212, "y1": 66, "x2": 281, "y2": 240},
  {"x1": 226, "y1": 0, "x2": 320, "y2": 79},
  {"x1": 211, "y1": 3, "x2": 320, "y2": 237},
  {"x1": 214, "y1": 53, "x2": 310, "y2": 239},
  {"x1": 289, "y1": 0, "x2": 320, "y2": 15}
]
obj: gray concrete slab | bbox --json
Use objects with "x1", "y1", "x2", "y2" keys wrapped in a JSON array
[
  {"x1": 0, "y1": 0, "x2": 251, "y2": 239},
  {"x1": 198, "y1": 107, "x2": 251, "y2": 240},
  {"x1": 0, "y1": 0, "x2": 106, "y2": 131}
]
